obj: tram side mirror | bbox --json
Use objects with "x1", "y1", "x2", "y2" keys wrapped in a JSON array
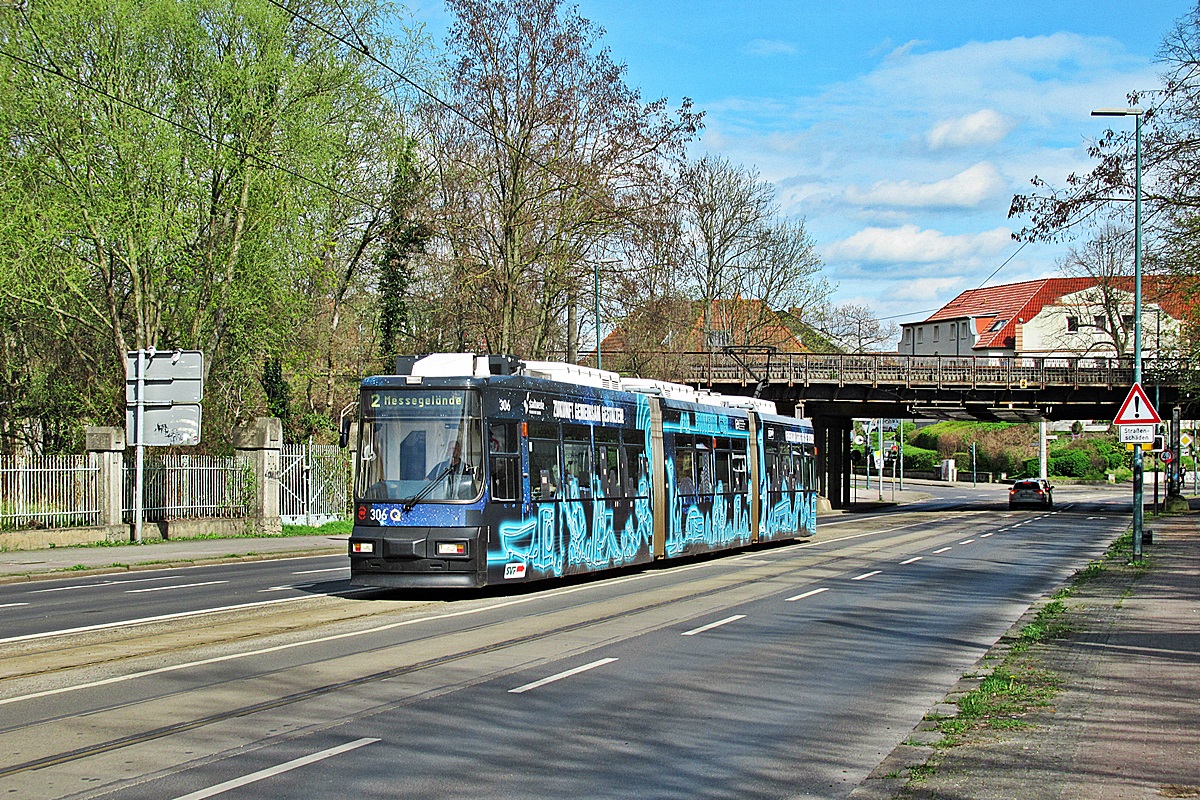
[{"x1": 339, "y1": 417, "x2": 352, "y2": 449}]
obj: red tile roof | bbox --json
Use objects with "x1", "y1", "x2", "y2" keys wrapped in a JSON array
[{"x1": 925, "y1": 278, "x2": 1095, "y2": 350}]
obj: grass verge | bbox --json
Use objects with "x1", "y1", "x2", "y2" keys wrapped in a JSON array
[{"x1": 904, "y1": 526, "x2": 1143, "y2": 787}]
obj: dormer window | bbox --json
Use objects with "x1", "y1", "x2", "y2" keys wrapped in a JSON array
[{"x1": 988, "y1": 319, "x2": 1008, "y2": 332}]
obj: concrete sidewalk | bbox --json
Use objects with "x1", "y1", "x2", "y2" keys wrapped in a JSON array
[
  {"x1": 0, "y1": 533, "x2": 347, "y2": 584},
  {"x1": 856, "y1": 501, "x2": 1200, "y2": 799}
]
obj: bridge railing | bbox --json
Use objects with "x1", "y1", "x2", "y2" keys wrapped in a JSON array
[{"x1": 595, "y1": 351, "x2": 1190, "y2": 389}]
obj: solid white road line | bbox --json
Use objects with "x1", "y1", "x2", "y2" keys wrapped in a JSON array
[
  {"x1": 509, "y1": 658, "x2": 619, "y2": 694},
  {"x1": 171, "y1": 738, "x2": 380, "y2": 800},
  {"x1": 290, "y1": 567, "x2": 348, "y2": 576},
  {"x1": 0, "y1": 602, "x2": 29, "y2": 609},
  {"x1": 851, "y1": 570, "x2": 882, "y2": 581},
  {"x1": 785, "y1": 587, "x2": 830, "y2": 602},
  {"x1": 899, "y1": 556, "x2": 923, "y2": 565},
  {"x1": 932, "y1": 547, "x2": 952, "y2": 554},
  {"x1": 126, "y1": 580, "x2": 229, "y2": 594},
  {"x1": 0, "y1": 594, "x2": 331, "y2": 647},
  {"x1": 682, "y1": 615, "x2": 746, "y2": 636}
]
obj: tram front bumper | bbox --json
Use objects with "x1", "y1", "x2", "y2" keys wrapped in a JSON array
[{"x1": 348, "y1": 525, "x2": 487, "y2": 588}]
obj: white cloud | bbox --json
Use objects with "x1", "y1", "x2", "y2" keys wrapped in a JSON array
[
  {"x1": 823, "y1": 224, "x2": 1012, "y2": 264},
  {"x1": 843, "y1": 162, "x2": 1007, "y2": 209},
  {"x1": 927, "y1": 110, "x2": 1017, "y2": 150},
  {"x1": 745, "y1": 39, "x2": 797, "y2": 57},
  {"x1": 894, "y1": 277, "x2": 965, "y2": 300}
]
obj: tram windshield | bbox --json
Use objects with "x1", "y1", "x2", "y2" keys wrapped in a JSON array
[{"x1": 356, "y1": 389, "x2": 484, "y2": 504}]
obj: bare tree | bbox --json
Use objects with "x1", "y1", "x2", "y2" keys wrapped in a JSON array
[
  {"x1": 418, "y1": 0, "x2": 700, "y2": 358},
  {"x1": 1056, "y1": 224, "x2": 1137, "y2": 356},
  {"x1": 674, "y1": 155, "x2": 827, "y2": 348},
  {"x1": 820, "y1": 303, "x2": 899, "y2": 353}
]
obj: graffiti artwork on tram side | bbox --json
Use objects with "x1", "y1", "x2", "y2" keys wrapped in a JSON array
[
  {"x1": 664, "y1": 462, "x2": 752, "y2": 558},
  {"x1": 491, "y1": 475, "x2": 654, "y2": 578},
  {"x1": 491, "y1": 394, "x2": 655, "y2": 579},
  {"x1": 759, "y1": 474, "x2": 817, "y2": 541}
]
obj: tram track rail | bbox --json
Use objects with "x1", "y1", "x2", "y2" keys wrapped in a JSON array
[{"x1": 0, "y1": 503, "x2": 1048, "y2": 786}]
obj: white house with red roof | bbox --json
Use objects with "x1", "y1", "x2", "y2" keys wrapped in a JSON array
[{"x1": 898, "y1": 277, "x2": 1187, "y2": 358}]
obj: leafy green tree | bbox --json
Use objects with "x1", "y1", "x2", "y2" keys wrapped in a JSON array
[{"x1": 0, "y1": 0, "x2": 424, "y2": 451}]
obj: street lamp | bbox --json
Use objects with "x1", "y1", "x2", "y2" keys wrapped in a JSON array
[{"x1": 1091, "y1": 106, "x2": 1146, "y2": 559}]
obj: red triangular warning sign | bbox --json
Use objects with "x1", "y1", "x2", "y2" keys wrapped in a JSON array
[{"x1": 1113, "y1": 383, "x2": 1162, "y2": 424}]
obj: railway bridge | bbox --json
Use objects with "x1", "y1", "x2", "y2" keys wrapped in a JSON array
[{"x1": 642, "y1": 351, "x2": 1195, "y2": 509}]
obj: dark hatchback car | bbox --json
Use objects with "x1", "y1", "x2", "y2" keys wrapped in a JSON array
[{"x1": 1009, "y1": 478, "x2": 1053, "y2": 509}]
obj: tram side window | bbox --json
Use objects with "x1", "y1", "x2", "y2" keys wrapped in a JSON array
[
  {"x1": 696, "y1": 438, "x2": 713, "y2": 494},
  {"x1": 788, "y1": 446, "x2": 805, "y2": 489},
  {"x1": 489, "y1": 422, "x2": 519, "y2": 502},
  {"x1": 623, "y1": 438, "x2": 647, "y2": 498},
  {"x1": 562, "y1": 425, "x2": 593, "y2": 498},
  {"x1": 674, "y1": 436, "x2": 696, "y2": 495},
  {"x1": 529, "y1": 437, "x2": 560, "y2": 500},
  {"x1": 766, "y1": 441, "x2": 785, "y2": 494},
  {"x1": 594, "y1": 427, "x2": 621, "y2": 498},
  {"x1": 731, "y1": 449, "x2": 748, "y2": 493},
  {"x1": 714, "y1": 437, "x2": 731, "y2": 493},
  {"x1": 801, "y1": 452, "x2": 816, "y2": 489}
]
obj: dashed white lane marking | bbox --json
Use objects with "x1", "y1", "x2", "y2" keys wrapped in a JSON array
[
  {"x1": 290, "y1": 567, "x2": 348, "y2": 576},
  {"x1": 852, "y1": 570, "x2": 882, "y2": 581},
  {"x1": 28, "y1": 576, "x2": 178, "y2": 593},
  {"x1": 980, "y1": 533, "x2": 994, "y2": 538},
  {"x1": 785, "y1": 587, "x2": 830, "y2": 602},
  {"x1": 900, "y1": 556, "x2": 923, "y2": 565},
  {"x1": 126, "y1": 580, "x2": 229, "y2": 594},
  {"x1": 171, "y1": 738, "x2": 380, "y2": 800},
  {"x1": 509, "y1": 658, "x2": 620, "y2": 694},
  {"x1": 682, "y1": 615, "x2": 747, "y2": 637},
  {"x1": 959, "y1": 539, "x2": 975, "y2": 545},
  {"x1": 932, "y1": 547, "x2": 952, "y2": 554},
  {"x1": 0, "y1": 602, "x2": 29, "y2": 609}
]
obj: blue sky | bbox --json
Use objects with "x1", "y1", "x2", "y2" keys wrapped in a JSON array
[{"x1": 406, "y1": 1, "x2": 1192, "y2": 324}]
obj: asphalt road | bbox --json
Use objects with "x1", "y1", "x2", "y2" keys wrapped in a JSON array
[{"x1": 0, "y1": 483, "x2": 1133, "y2": 799}]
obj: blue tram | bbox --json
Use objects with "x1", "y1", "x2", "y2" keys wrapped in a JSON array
[{"x1": 346, "y1": 354, "x2": 817, "y2": 589}]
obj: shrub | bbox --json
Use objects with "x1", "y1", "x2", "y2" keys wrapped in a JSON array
[
  {"x1": 902, "y1": 445, "x2": 939, "y2": 471},
  {"x1": 1048, "y1": 449, "x2": 1093, "y2": 478}
]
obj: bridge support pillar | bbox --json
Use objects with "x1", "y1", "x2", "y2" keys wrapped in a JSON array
[{"x1": 814, "y1": 417, "x2": 853, "y2": 510}]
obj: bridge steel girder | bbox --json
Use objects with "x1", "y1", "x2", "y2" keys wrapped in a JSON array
[{"x1": 722, "y1": 382, "x2": 1186, "y2": 423}]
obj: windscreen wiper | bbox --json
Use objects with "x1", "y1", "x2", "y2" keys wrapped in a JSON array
[{"x1": 401, "y1": 466, "x2": 452, "y2": 513}]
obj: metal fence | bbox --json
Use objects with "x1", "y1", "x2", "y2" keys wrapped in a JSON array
[
  {"x1": 123, "y1": 454, "x2": 254, "y2": 522},
  {"x1": 0, "y1": 454, "x2": 100, "y2": 531},
  {"x1": 279, "y1": 443, "x2": 351, "y2": 525}
]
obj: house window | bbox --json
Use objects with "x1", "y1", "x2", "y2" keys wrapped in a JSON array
[
  {"x1": 1122, "y1": 314, "x2": 1134, "y2": 328},
  {"x1": 1095, "y1": 316, "x2": 1107, "y2": 330},
  {"x1": 962, "y1": 325, "x2": 970, "y2": 340},
  {"x1": 933, "y1": 325, "x2": 940, "y2": 342},
  {"x1": 917, "y1": 328, "x2": 924, "y2": 344},
  {"x1": 903, "y1": 328, "x2": 911, "y2": 342},
  {"x1": 1067, "y1": 316, "x2": 1079, "y2": 332},
  {"x1": 950, "y1": 323, "x2": 957, "y2": 339},
  {"x1": 988, "y1": 319, "x2": 1007, "y2": 332}
]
